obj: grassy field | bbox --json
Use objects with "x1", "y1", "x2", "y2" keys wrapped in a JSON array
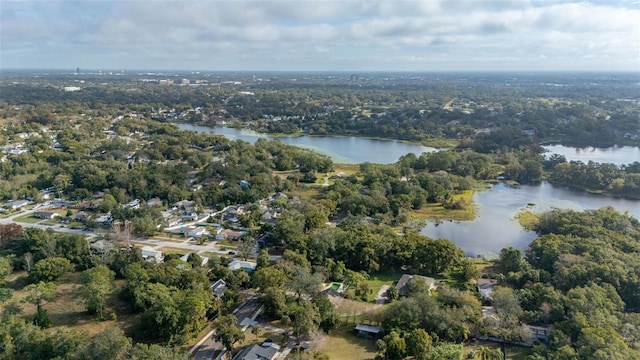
[
  {"x1": 515, "y1": 210, "x2": 541, "y2": 230},
  {"x1": 3, "y1": 271, "x2": 139, "y2": 338},
  {"x1": 13, "y1": 214, "x2": 43, "y2": 223},
  {"x1": 316, "y1": 326, "x2": 378, "y2": 360},
  {"x1": 409, "y1": 190, "x2": 476, "y2": 222},
  {"x1": 286, "y1": 186, "x2": 323, "y2": 201},
  {"x1": 364, "y1": 271, "x2": 402, "y2": 302}
]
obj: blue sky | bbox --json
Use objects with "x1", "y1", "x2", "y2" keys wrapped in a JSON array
[{"x1": 1, "y1": 0, "x2": 639, "y2": 72}]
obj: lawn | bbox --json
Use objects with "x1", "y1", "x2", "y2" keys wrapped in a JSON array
[
  {"x1": 316, "y1": 326, "x2": 378, "y2": 360},
  {"x1": 285, "y1": 186, "x2": 323, "y2": 201},
  {"x1": 409, "y1": 190, "x2": 476, "y2": 222},
  {"x1": 13, "y1": 214, "x2": 43, "y2": 223},
  {"x1": 364, "y1": 271, "x2": 403, "y2": 302}
]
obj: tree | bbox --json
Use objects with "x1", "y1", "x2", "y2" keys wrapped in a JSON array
[
  {"x1": 0, "y1": 223, "x2": 22, "y2": 248},
  {"x1": 260, "y1": 286, "x2": 288, "y2": 319},
  {"x1": 213, "y1": 314, "x2": 244, "y2": 351},
  {"x1": 0, "y1": 256, "x2": 12, "y2": 280},
  {"x1": 53, "y1": 173, "x2": 72, "y2": 195},
  {"x1": 250, "y1": 324, "x2": 261, "y2": 341},
  {"x1": 23, "y1": 281, "x2": 56, "y2": 311},
  {"x1": 289, "y1": 299, "x2": 319, "y2": 339},
  {"x1": 289, "y1": 265, "x2": 322, "y2": 301},
  {"x1": 79, "y1": 265, "x2": 115, "y2": 319},
  {"x1": 30, "y1": 256, "x2": 73, "y2": 282},
  {"x1": 76, "y1": 326, "x2": 132, "y2": 360},
  {"x1": 379, "y1": 331, "x2": 407, "y2": 360},
  {"x1": 237, "y1": 235, "x2": 256, "y2": 261},
  {"x1": 406, "y1": 328, "x2": 432, "y2": 360},
  {"x1": 23, "y1": 281, "x2": 57, "y2": 328},
  {"x1": 499, "y1": 247, "x2": 526, "y2": 273},
  {"x1": 252, "y1": 266, "x2": 288, "y2": 290}
]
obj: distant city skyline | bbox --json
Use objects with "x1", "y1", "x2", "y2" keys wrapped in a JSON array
[{"x1": 1, "y1": 0, "x2": 639, "y2": 72}]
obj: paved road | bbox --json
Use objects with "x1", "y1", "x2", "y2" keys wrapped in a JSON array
[
  {"x1": 0, "y1": 208, "x2": 97, "y2": 237},
  {"x1": 1, "y1": 208, "x2": 235, "y2": 255},
  {"x1": 191, "y1": 295, "x2": 262, "y2": 360}
]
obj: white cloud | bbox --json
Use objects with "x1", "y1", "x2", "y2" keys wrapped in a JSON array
[{"x1": 0, "y1": 0, "x2": 638, "y2": 71}]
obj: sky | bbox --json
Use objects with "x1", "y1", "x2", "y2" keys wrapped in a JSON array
[{"x1": 1, "y1": 0, "x2": 639, "y2": 72}]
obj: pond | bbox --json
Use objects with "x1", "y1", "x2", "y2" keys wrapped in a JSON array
[
  {"x1": 542, "y1": 144, "x2": 640, "y2": 166},
  {"x1": 177, "y1": 123, "x2": 438, "y2": 164},
  {"x1": 178, "y1": 123, "x2": 640, "y2": 255},
  {"x1": 421, "y1": 182, "x2": 640, "y2": 256}
]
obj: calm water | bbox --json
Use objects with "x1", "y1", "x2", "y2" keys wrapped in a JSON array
[
  {"x1": 177, "y1": 124, "x2": 437, "y2": 164},
  {"x1": 543, "y1": 144, "x2": 640, "y2": 166},
  {"x1": 178, "y1": 123, "x2": 639, "y2": 255},
  {"x1": 421, "y1": 182, "x2": 640, "y2": 256}
]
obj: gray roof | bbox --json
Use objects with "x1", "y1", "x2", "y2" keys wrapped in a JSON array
[
  {"x1": 233, "y1": 343, "x2": 279, "y2": 360},
  {"x1": 355, "y1": 324, "x2": 381, "y2": 334}
]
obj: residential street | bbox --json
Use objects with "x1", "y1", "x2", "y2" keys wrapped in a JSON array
[{"x1": 191, "y1": 295, "x2": 262, "y2": 360}]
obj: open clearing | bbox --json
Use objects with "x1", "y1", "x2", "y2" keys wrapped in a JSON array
[
  {"x1": 3, "y1": 271, "x2": 140, "y2": 338},
  {"x1": 314, "y1": 326, "x2": 377, "y2": 360}
]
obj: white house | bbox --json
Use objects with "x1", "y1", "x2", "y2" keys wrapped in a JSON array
[
  {"x1": 141, "y1": 246, "x2": 164, "y2": 263},
  {"x1": 4, "y1": 199, "x2": 30, "y2": 210},
  {"x1": 187, "y1": 227, "x2": 209, "y2": 238},
  {"x1": 210, "y1": 279, "x2": 228, "y2": 297},
  {"x1": 34, "y1": 211, "x2": 59, "y2": 220},
  {"x1": 228, "y1": 259, "x2": 257, "y2": 272}
]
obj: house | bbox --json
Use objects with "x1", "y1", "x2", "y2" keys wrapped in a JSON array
[
  {"x1": 72, "y1": 211, "x2": 89, "y2": 222},
  {"x1": 173, "y1": 199, "x2": 195, "y2": 209},
  {"x1": 162, "y1": 215, "x2": 182, "y2": 228},
  {"x1": 180, "y1": 226, "x2": 206, "y2": 238},
  {"x1": 477, "y1": 278, "x2": 498, "y2": 300},
  {"x1": 526, "y1": 325, "x2": 552, "y2": 342},
  {"x1": 216, "y1": 229, "x2": 242, "y2": 241},
  {"x1": 141, "y1": 246, "x2": 164, "y2": 263},
  {"x1": 240, "y1": 180, "x2": 250, "y2": 189},
  {"x1": 182, "y1": 211, "x2": 199, "y2": 221},
  {"x1": 126, "y1": 199, "x2": 141, "y2": 209},
  {"x1": 210, "y1": 279, "x2": 228, "y2": 297},
  {"x1": 355, "y1": 324, "x2": 381, "y2": 339},
  {"x1": 232, "y1": 341, "x2": 280, "y2": 360},
  {"x1": 4, "y1": 199, "x2": 30, "y2": 210},
  {"x1": 228, "y1": 259, "x2": 257, "y2": 272},
  {"x1": 395, "y1": 274, "x2": 437, "y2": 296},
  {"x1": 95, "y1": 213, "x2": 113, "y2": 224},
  {"x1": 90, "y1": 240, "x2": 115, "y2": 254},
  {"x1": 147, "y1": 197, "x2": 164, "y2": 207},
  {"x1": 34, "y1": 211, "x2": 59, "y2": 220}
]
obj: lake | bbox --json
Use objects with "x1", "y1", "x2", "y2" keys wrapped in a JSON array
[
  {"x1": 542, "y1": 144, "x2": 640, "y2": 166},
  {"x1": 421, "y1": 182, "x2": 640, "y2": 257},
  {"x1": 179, "y1": 123, "x2": 640, "y2": 255},
  {"x1": 177, "y1": 124, "x2": 438, "y2": 164}
]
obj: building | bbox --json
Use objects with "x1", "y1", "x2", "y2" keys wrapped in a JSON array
[
  {"x1": 395, "y1": 274, "x2": 437, "y2": 296},
  {"x1": 355, "y1": 324, "x2": 380, "y2": 339},
  {"x1": 34, "y1": 211, "x2": 59, "y2": 220},
  {"x1": 232, "y1": 341, "x2": 280, "y2": 360},
  {"x1": 228, "y1": 259, "x2": 257, "y2": 272},
  {"x1": 477, "y1": 278, "x2": 498, "y2": 301},
  {"x1": 141, "y1": 246, "x2": 164, "y2": 263},
  {"x1": 216, "y1": 229, "x2": 243, "y2": 241},
  {"x1": 210, "y1": 279, "x2": 228, "y2": 297},
  {"x1": 3, "y1": 199, "x2": 30, "y2": 210}
]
